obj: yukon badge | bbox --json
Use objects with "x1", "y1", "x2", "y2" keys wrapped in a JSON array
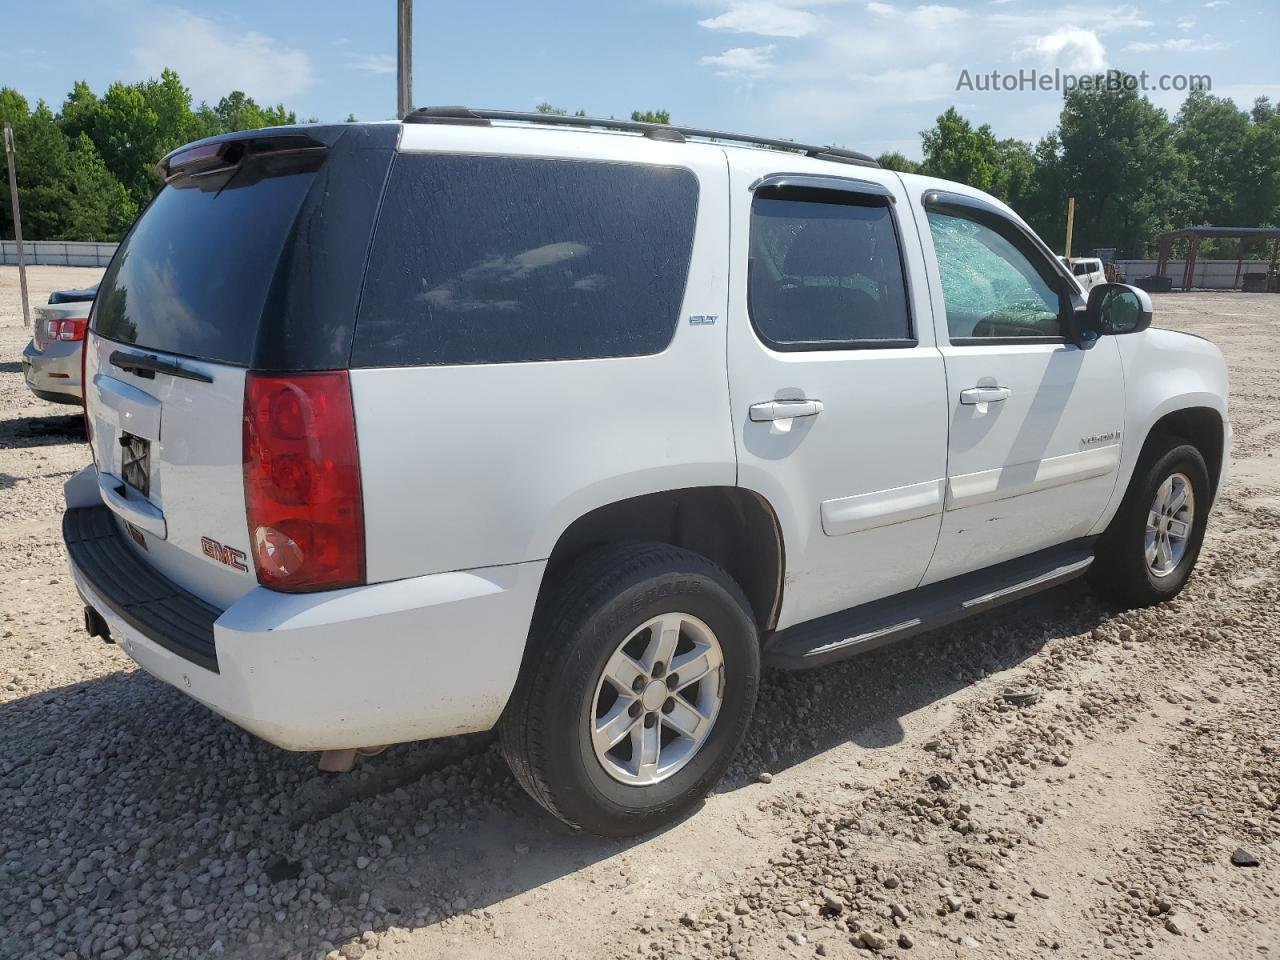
[
  {"x1": 1081, "y1": 430, "x2": 1121, "y2": 447},
  {"x1": 201, "y1": 537, "x2": 249, "y2": 573}
]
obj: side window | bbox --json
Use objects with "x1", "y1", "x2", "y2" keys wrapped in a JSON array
[
  {"x1": 353, "y1": 155, "x2": 699, "y2": 366},
  {"x1": 748, "y1": 187, "x2": 912, "y2": 349},
  {"x1": 1073, "y1": 261, "x2": 1090, "y2": 277},
  {"x1": 925, "y1": 205, "x2": 1064, "y2": 342}
]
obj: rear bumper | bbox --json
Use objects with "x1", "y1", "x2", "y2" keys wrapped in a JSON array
[
  {"x1": 64, "y1": 498, "x2": 545, "y2": 751},
  {"x1": 23, "y1": 338, "x2": 82, "y2": 404}
]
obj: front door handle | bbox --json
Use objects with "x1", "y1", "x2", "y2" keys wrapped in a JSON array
[
  {"x1": 959, "y1": 386, "x2": 1011, "y2": 405},
  {"x1": 749, "y1": 399, "x2": 824, "y2": 422}
]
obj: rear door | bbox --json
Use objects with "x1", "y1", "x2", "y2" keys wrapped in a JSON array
[
  {"x1": 911, "y1": 187, "x2": 1124, "y2": 583},
  {"x1": 83, "y1": 126, "x2": 394, "y2": 608},
  {"x1": 727, "y1": 160, "x2": 949, "y2": 629}
]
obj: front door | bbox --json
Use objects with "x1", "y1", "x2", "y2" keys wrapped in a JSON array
[
  {"x1": 913, "y1": 190, "x2": 1125, "y2": 584},
  {"x1": 728, "y1": 162, "x2": 949, "y2": 629}
]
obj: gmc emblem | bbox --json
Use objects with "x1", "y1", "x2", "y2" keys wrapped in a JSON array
[{"x1": 201, "y1": 537, "x2": 249, "y2": 573}]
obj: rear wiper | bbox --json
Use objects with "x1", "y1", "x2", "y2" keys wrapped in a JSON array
[{"x1": 108, "y1": 350, "x2": 213, "y2": 384}]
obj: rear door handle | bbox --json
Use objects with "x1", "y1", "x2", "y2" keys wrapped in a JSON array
[
  {"x1": 959, "y1": 386, "x2": 1011, "y2": 405},
  {"x1": 749, "y1": 399, "x2": 824, "y2": 422},
  {"x1": 97, "y1": 472, "x2": 167, "y2": 539}
]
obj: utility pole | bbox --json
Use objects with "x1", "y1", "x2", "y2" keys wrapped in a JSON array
[
  {"x1": 1064, "y1": 196, "x2": 1075, "y2": 260},
  {"x1": 3, "y1": 124, "x2": 31, "y2": 328},
  {"x1": 397, "y1": 0, "x2": 413, "y2": 120}
]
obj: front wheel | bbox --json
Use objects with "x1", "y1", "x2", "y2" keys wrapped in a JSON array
[
  {"x1": 1089, "y1": 437, "x2": 1210, "y2": 607},
  {"x1": 499, "y1": 543, "x2": 760, "y2": 837}
]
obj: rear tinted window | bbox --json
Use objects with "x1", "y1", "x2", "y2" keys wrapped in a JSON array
[
  {"x1": 352, "y1": 154, "x2": 699, "y2": 366},
  {"x1": 92, "y1": 163, "x2": 318, "y2": 366},
  {"x1": 749, "y1": 191, "x2": 911, "y2": 347}
]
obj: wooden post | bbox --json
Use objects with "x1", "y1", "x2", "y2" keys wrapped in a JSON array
[
  {"x1": 3, "y1": 124, "x2": 31, "y2": 328},
  {"x1": 397, "y1": 0, "x2": 413, "y2": 120},
  {"x1": 1064, "y1": 196, "x2": 1075, "y2": 259}
]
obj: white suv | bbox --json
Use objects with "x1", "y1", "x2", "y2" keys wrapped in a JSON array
[
  {"x1": 64, "y1": 109, "x2": 1229, "y2": 837},
  {"x1": 1063, "y1": 256, "x2": 1107, "y2": 291}
]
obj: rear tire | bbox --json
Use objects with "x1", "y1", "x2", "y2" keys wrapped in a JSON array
[
  {"x1": 1089, "y1": 436, "x2": 1210, "y2": 607},
  {"x1": 499, "y1": 543, "x2": 760, "y2": 837}
]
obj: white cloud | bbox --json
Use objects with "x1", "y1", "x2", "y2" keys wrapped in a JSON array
[
  {"x1": 851, "y1": 63, "x2": 957, "y2": 101},
  {"x1": 988, "y1": 4, "x2": 1150, "y2": 33},
  {"x1": 699, "y1": 44, "x2": 778, "y2": 77},
  {"x1": 1202, "y1": 0, "x2": 1228, "y2": 6},
  {"x1": 1126, "y1": 36, "x2": 1227, "y2": 52},
  {"x1": 860, "y1": 2, "x2": 967, "y2": 26},
  {"x1": 1176, "y1": 17, "x2": 1195, "y2": 30},
  {"x1": 698, "y1": 2, "x2": 819, "y2": 37},
  {"x1": 906, "y1": 4, "x2": 969, "y2": 28},
  {"x1": 345, "y1": 54, "x2": 396, "y2": 75},
  {"x1": 131, "y1": 8, "x2": 312, "y2": 104},
  {"x1": 1020, "y1": 26, "x2": 1107, "y2": 71}
]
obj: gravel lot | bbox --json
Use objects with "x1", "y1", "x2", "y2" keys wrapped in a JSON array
[{"x1": 1, "y1": 265, "x2": 1277, "y2": 960}]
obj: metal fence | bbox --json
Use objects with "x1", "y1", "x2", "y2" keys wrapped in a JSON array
[
  {"x1": 1, "y1": 240, "x2": 118, "y2": 267},
  {"x1": 1116, "y1": 259, "x2": 1272, "y2": 290}
]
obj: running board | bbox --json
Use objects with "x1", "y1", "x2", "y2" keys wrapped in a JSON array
[{"x1": 763, "y1": 539, "x2": 1095, "y2": 671}]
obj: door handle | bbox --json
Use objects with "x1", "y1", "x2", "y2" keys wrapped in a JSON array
[
  {"x1": 749, "y1": 399, "x2": 824, "y2": 422},
  {"x1": 97, "y1": 472, "x2": 167, "y2": 539},
  {"x1": 959, "y1": 386, "x2": 1011, "y2": 405}
]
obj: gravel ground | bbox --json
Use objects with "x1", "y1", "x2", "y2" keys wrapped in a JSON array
[{"x1": 1, "y1": 265, "x2": 1277, "y2": 960}]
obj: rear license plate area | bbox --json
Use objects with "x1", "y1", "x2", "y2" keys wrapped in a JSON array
[{"x1": 120, "y1": 432, "x2": 151, "y2": 497}]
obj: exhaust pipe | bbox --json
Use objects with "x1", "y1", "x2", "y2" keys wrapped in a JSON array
[{"x1": 84, "y1": 606, "x2": 113, "y2": 643}]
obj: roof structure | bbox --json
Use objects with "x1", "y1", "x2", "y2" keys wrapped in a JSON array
[
  {"x1": 406, "y1": 106, "x2": 880, "y2": 169},
  {"x1": 1155, "y1": 225, "x2": 1280, "y2": 291}
]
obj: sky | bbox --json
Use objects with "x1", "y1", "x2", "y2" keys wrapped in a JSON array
[{"x1": 5, "y1": 0, "x2": 1278, "y2": 160}]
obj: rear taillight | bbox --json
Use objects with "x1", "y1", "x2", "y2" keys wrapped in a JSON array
[
  {"x1": 46, "y1": 317, "x2": 88, "y2": 341},
  {"x1": 243, "y1": 371, "x2": 365, "y2": 592}
]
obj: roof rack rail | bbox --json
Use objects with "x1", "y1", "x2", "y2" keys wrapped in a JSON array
[{"x1": 405, "y1": 107, "x2": 879, "y2": 168}]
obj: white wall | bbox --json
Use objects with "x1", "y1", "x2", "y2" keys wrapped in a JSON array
[
  {"x1": 1116, "y1": 259, "x2": 1272, "y2": 290},
  {"x1": 1, "y1": 240, "x2": 117, "y2": 267}
]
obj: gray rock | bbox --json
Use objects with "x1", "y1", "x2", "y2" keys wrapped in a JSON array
[
  {"x1": 1231, "y1": 847, "x2": 1260, "y2": 867},
  {"x1": 858, "y1": 929, "x2": 889, "y2": 951}
]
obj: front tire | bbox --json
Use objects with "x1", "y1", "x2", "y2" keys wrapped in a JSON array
[
  {"x1": 1089, "y1": 437, "x2": 1210, "y2": 607},
  {"x1": 499, "y1": 543, "x2": 760, "y2": 837}
]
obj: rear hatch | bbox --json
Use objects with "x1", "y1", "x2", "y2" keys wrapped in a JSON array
[{"x1": 83, "y1": 124, "x2": 396, "y2": 608}]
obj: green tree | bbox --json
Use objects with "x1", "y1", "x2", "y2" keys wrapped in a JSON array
[
  {"x1": 920, "y1": 107, "x2": 1001, "y2": 193},
  {"x1": 1176, "y1": 89, "x2": 1252, "y2": 226},
  {"x1": 875, "y1": 151, "x2": 919, "y2": 173},
  {"x1": 3, "y1": 70, "x2": 306, "y2": 241},
  {"x1": 61, "y1": 133, "x2": 137, "y2": 240},
  {"x1": 630, "y1": 109, "x2": 670, "y2": 124},
  {"x1": 0, "y1": 95, "x2": 73, "y2": 240},
  {"x1": 215, "y1": 90, "x2": 295, "y2": 132},
  {"x1": 991, "y1": 138, "x2": 1036, "y2": 211},
  {"x1": 1051, "y1": 76, "x2": 1191, "y2": 256},
  {"x1": 1240, "y1": 101, "x2": 1280, "y2": 226}
]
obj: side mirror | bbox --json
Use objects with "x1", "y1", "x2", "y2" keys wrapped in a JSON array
[
  {"x1": 1060, "y1": 276, "x2": 1099, "y2": 350},
  {"x1": 1087, "y1": 283, "x2": 1152, "y2": 335}
]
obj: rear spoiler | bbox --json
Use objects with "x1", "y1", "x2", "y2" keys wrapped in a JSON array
[{"x1": 155, "y1": 133, "x2": 329, "y2": 184}]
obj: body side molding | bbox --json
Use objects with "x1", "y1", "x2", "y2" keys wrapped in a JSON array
[
  {"x1": 820, "y1": 478, "x2": 945, "y2": 537},
  {"x1": 946, "y1": 444, "x2": 1120, "y2": 511}
]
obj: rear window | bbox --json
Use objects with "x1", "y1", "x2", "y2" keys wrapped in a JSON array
[
  {"x1": 92, "y1": 162, "x2": 319, "y2": 366},
  {"x1": 352, "y1": 154, "x2": 699, "y2": 367}
]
